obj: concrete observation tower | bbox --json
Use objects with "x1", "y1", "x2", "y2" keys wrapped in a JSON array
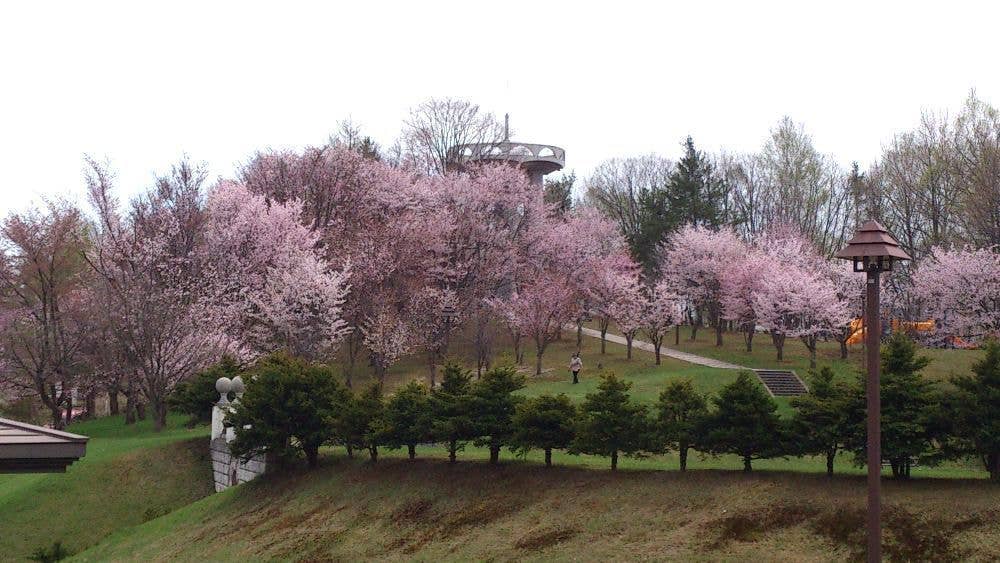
[{"x1": 446, "y1": 114, "x2": 565, "y2": 186}]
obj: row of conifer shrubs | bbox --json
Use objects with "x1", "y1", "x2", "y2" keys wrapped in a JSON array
[{"x1": 195, "y1": 333, "x2": 999, "y2": 479}]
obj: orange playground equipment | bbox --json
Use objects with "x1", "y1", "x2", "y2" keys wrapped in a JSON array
[{"x1": 845, "y1": 317, "x2": 936, "y2": 346}]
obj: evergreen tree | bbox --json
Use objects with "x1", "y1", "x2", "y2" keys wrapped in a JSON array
[
  {"x1": 470, "y1": 366, "x2": 526, "y2": 464},
  {"x1": 168, "y1": 356, "x2": 242, "y2": 426},
  {"x1": 655, "y1": 379, "x2": 708, "y2": 471},
  {"x1": 700, "y1": 371, "x2": 784, "y2": 472},
  {"x1": 847, "y1": 333, "x2": 936, "y2": 478},
  {"x1": 430, "y1": 362, "x2": 477, "y2": 463},
  {"x1": 571, "y1": 373, "x2": 651, "y2": 470},
  {"x1": 789, "y1": 366, "x2": 851, "y2": 477},
  {"x1": 382, "y1": 381, "x2": 432, "y2": 460},
  {"x1": 942, "y1": 339, "x2": 1000, "y2": 480},
  {"x1": 227, "y1": 354, "x2": 346, "y2": 468},
  {"x1": 543, "y1": 172, "x2": 575, "y2": 217},
  {"x1": 511, "y1": 393, "x2": 577, "y2": 466},
  {"x1": 666, "y1": 136, "x2": 725, "y2": 229},
  {"x1": 632, "y1": 187, "x2": 674, "y2": 278},
  {"x1": 346, "y1": 383, "x2": 386, "y2": 462}
]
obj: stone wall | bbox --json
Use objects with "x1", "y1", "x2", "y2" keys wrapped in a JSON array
[
  {"x1": 209, "y1": 435, "x2": 266, "y2": 492},
  {"x1": 210, "y1": 392, "x2": 266, "y2": 492}
]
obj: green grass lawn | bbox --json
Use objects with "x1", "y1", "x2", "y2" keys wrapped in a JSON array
[
  {"x1": 338, "y1": 323, "x2": 987, "y2": 479},
  {"x1": 72, "y1": 453, "x2": 1000, "y2": 562},
  {"x1": 594, "y1": 322, "x2": 985, "y2": 385},
  {"x1": 0, "y1": 414, "x2": 213, "y2": 561}
]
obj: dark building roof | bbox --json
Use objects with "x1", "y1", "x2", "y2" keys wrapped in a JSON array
[
  {"x1": 835, "y1": 220, "x2": 912, "y2": 261},
  {"x1": 0, "y1": 417, "x2": 88, "y2": 473}
]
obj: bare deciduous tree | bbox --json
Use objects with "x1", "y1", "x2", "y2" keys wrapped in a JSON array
[
  {"x1": 401, "y1": 97, "x2": 505, "y2": 174},
  {"x1": 583, "y1": 154, "x2": 673, "y2": 245}
]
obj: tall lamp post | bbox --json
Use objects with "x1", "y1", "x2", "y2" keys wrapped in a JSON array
[{"x1": 835, "y1": 220, "x2": 911, "y2": 563}]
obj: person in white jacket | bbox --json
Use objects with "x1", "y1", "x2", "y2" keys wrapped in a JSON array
[{"x1": 570, "y1": 352, "x2": 583, "y2": 384}]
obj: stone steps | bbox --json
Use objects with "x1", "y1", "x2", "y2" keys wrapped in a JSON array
[{"x1": 753, "y1": 369, "x2": 808, "y2": 397}]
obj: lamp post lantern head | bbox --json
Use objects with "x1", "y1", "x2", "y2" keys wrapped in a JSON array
[{"x1": 835, "y1": 220, "x2": 911, "y2": 273}]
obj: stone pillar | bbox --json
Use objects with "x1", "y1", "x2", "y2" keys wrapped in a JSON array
[{"x1": 210, "y1": 375, "x2": 265, "y2": 492}]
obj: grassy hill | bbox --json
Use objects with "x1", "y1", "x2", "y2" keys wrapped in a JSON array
[
  {"x1": 73, "y1": 454, "x2": 1000, "y2": 562},
  {"x1": 0, "y1": 415, "x2": 213, "y2": 561},
  {"x1": 2, "y1": 326, "x2": 989, "y2": 561}
]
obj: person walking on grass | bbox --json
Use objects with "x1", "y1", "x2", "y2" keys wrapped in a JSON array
[{"x1": 570, "y1": 352, "x2": 583, "y2": 384}]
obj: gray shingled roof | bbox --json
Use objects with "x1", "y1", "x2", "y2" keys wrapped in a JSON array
[{"x1": 0, "y1": 417, "x2": 88, "y2": 473}]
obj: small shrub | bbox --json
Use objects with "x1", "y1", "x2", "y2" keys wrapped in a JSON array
[{"x1": 29, "y1": 541, "x2": 70, "y2": 563}]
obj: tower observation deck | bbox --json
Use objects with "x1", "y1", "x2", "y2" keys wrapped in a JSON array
[{"x1": 446, "y1": 115, "x2": 565, "y2": 186}]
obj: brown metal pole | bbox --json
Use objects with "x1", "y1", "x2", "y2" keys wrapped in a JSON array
[{"x1": 866, "y1": 269, "x2": 881, "y2": 562}]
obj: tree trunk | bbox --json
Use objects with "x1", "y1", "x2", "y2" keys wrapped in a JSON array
[
  {"x1": 772, "y1": 333, "x2": 785, "y2": 361},
  {"x1": 611, "y1": 450, "x2": 618, "y2": 471},
  {"x1": 982, "y1": 453, "x2": 1000, "y2": 481},
  {"x1": 408, "y1": 444, "x2": 416, "y2": 460},
  {"x1": 654, "y1": 343, "x2": 661, "y2": 365},
  {"x1": 489, "y1": 445, "x2": 500, "y2": 464},
  {"x1": 600, "y1": 318, "x2": 609, "y2": 354},
  {"x1": 544, "y1": 448, "x2": 552, "y2": 467},
  {"x1": 369, "y1": 445, "x2": 378, "y2": 463},
  {"x1": 679, "y1": 446, "x2": 688, "y2": 472},
  {"x1": 449, "y1": 439, "x2": 457, "y2": 463},
  {"x1": 50, "y1": 405, "x2": 64, "y2": 430},
  {"x1": 64, "y1": 393, "x2": 73, "y2": 427},
  {"x1": 839, "y1": 339, "x2": 848, "y2": 359},
  {"x1": 535, "y1": 350, "x2": 544, "y2": 376},
  {"x1": 675, "y1": 324, "x2": 680, "y2": 346},
  {"x1": 108, "y1": 390, "x2": 120, "y2": 415},
  {"x1": 85, "y1": 391, "x2": 96, "y2": 419},
  {"x1": 512, "y1": 331, "x2": 522, "y2": 366},
  {"x1": 743, "y1": 455, "x2": 752, "y2": 473},
  {"x1": 427, "y1": 350, "x2": 437, "y2": 390},
  {"x1": 576, "y1": 321, "x2": 583, "y2": 351},
  {"x1": 744, "y1": 326, "x2": 754, "y2": 352},
  {"x1": 626, "y1": 336, "x2": 633, "y2": 360},
  {"x1": 346, "y1": 444, "x2": 354, "y2": 458},
  {"x1": 890, "y1": 460, "x2": 900, "y2": 478},
  {"x1": 715, "y1": 321, "x2": 723, "y2": 347},
  {"x1": 124, "y1": 399, "x2": 137, "y2": 425},
  {"x1": 152, "y1": 398, "x2": 168, "y2": 432},
  {"x1": 690, "y1": 322, "x2": 698, "y2": 341},
  {"x1": 305, "y1": 447, "x2": 319, "y2": 468},
  {"x1": 826, "y1": 449, "x2": 836, "y2": 477},
  {"x1": 136, "y1": 401, "x2": 146, "y2": 421}
]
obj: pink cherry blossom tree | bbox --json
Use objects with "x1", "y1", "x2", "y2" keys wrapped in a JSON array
[
  {"x1": 84, "y1": 159, "x2": 242, "y2": 431},
  {"x1": 753, "y1": 267, "x2": 849, "y2": 367},
  {"x1": 914, "y1": 246, "x2": 1000, "y2": 341},
  {"x1": 607, "y1": 274, "x2": 646, "y2": 359},
  {"x1": 641, "y1": 281, "x2": 681, "y2": 364},
  {"x1": 659, "y1": 225, "x2": 745, "y2": 346},
  {"x1": 0, "y1": 202, "x2": 92, "y2": 429},
  {"x1": 827, "y1": 259, "x2": 866, "y2": 358},
  {"x1": 200, "y1": 181, "x2": 350, "y2": 360},
  {"x1": 361, "y1": 305, "x2": 412, "y2": 384},
  {"x1": 720, "y1": 250, "x2": 769, "y2": 352},
  {"x1": 584, "y1": 253, "x2": 643, "y2": 354},
  {"x1": 500, "y1": 279, "x2": 577, "y2": 376}
]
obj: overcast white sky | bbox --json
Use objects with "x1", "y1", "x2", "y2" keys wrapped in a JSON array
[{"x1": 1, "y1": 1, "x2": 998, "y2": 215}]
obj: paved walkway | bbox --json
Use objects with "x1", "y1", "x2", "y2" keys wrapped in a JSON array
[{"x1": 575, "y1": 326, "x2": 746, "y2": 370}]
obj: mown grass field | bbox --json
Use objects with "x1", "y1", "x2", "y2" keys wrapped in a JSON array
[{"x1": 0, "y1": 415, "x2": 213, "y2": 561}]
